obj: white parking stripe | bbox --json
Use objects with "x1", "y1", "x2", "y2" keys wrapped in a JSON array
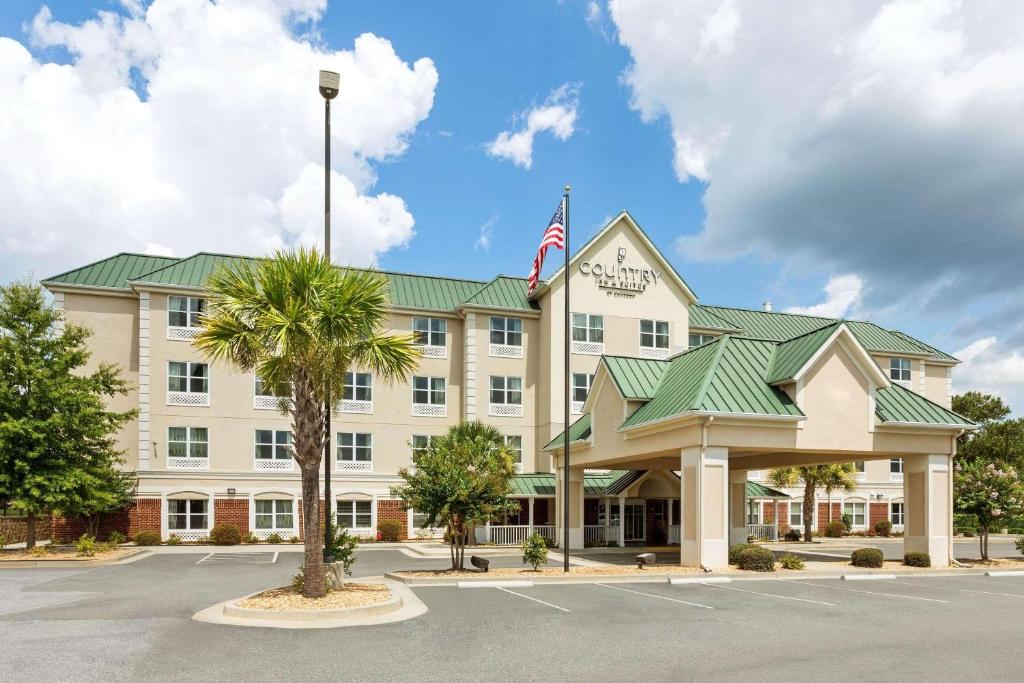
[
  {"x1": 496, "y1": 587, "x2": 571, "y2": 612},
  {"x1": 782, "y1": 580, "x2": 948, "y2": 603},
  {"x1": 702, "y1": 583, "x2": 836, "y2": 606},
  {"x1": 596, "y1": 583, "x2": 714, "y2": 609},
  {"x1": 891, "y1": 580, "x2": 1024, "y2": 599}
]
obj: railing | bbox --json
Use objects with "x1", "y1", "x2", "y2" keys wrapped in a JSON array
[
  {"x1": 854, "y1": 472, "x2": 867, "y2": 482},
  {"x1": 339, "y1": 399, "x2": 372, "y2": 414},
  {"x1": 571, "y1": 340, "x2": 605, "y2": 355},
  {"x1": 412, "y1": 403, "x2": 447, "y2": 417},
  {"x1": 253, "y1": 395, "x2": 282, "y2": 410},
  {"x1": 584, "y1": 525, "x2": 621, "y2": 546},
  {"x1": 254, "y1": 458, "x2": 293, "y2": 472},
  {"x1": 489, "y1": 403, "x2": 523, "y2": 418},
  {"x1": 167, "y1": 391, "x2": 209, "y2": 407},
  {"x1": 747, "y1": 524, "x2": 777, "y2": 541},
  {"x1": 668, "y1": 525, "x2": 680, "y2": 544},
  {"x1": 571, "y1": 400, "x2": 585, "y2": 415},
  {"x1": 167, "y1": 456, "x2": 209, "y2": 470},
  {"x1": 639, "y1": 346, "x2": 670, "y2": 360},
  {"x1": 337, "y1": 460, "x2": 372, "y2": 472},
  {"x1": 489, "y1": 343, "x2": 524, "y2": 359},
  {"x1": 747, "y1": 471, "x2": 762, "y2": 481},
  {"x1": 166, "y1": 529, "x2": 209, "y2": 543},
  {"x1": 476, "y1": 525, "x2": 556, "y2": 546},
  {"x1": 167, "y1": 326, "x2": 200, "y2": 341},
  {"x1": 890, "y1": 472, "x2": 904, "y2": 482},
  {"x1": 253, "y1": 528, "x2": 298, "y2": 541},
  {"x1": 418, "y1": 345, "x2": 447, "y2": 359}
]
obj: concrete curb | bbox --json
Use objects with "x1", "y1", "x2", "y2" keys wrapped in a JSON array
[
  {"x1": 191, "y1": 579, "x2": 427, "y2": 629},
  {"x1": 0, "y1": 548, "x2": 149, "y2": 569}
]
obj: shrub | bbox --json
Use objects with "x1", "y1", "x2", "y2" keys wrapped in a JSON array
[
  {"x1": 824, "y1": 521, "x2": 846, "y2": 538},
  {"x1": 746, "y1": 534, "x2": 757, "y2": 543},
  {"x1": 543, "y1": 536, "x2": 557, "y2": 548},
  {"x1": 737, "y1": 547, "x2": 775, "y2": 572},
  {"x1": 209, "y1": 523, "x2": 242, "y2": 546},
  {"x1": 266, "y1": 532, "x2": 283, "y2": 544},
  {"x1": 904, "y1": 551, "x2": 931, "y2": 568},
  {"x1": 841, "y1": 514, "x2": 853, "y2": 534},
  {"x1": 292, "y1": 565, "x2": 337, "y2": 594},
  {"x1": 241, "y1": 532, "x2": 259, "y2": 544},
  {"x1": 289, "y1": 535, "x2": 300, "y2": 544},
  {"x1": 521, "y1": 533, "x2": 549, "y2": 570},
  {"x1": 784, "y1": 528, "x2": 802, "y2": 542},
  {"x1": 1016, "y1": 536, "x2": 1024, "y2": 557},
  {"x1": 729, "y1": 543, "x2": 756, "y2": 565},
  {"x1": 377, "y1": 519, "x2": 403, "y2": 543},
  {"x1": 874, "y1": 520, "x2": 893, "y2": 537},
  {"x1": 963, "y1": 530, "x2": 975, "y2": 538},
  {"x1": 75, "y1": 534, "x2": 97, "y2": 557},
  {"x1": 107, "y1": 531, "x2": 126, "y2": 545},
  {"x1": 195, "y1": 535, "x2": 211, "y2": 545},
  {"x1": 850, "y1": 548, "x2": 884, "y2": 568},
  {"x1": 166, "y1": 534, "x2": 181, "y2": 546},
  {"x1": 325, "y1": 524, "x2": 359, "y2": 576},
  {"x1": 134, "y1": 530, "x2": 161, "y2": 546},
  {"x1": 780, "y1": 553, "x2": 805, "y2": 570},
  {"x1": 29, "y1": 545, "x2": 48, "y2": 558},
  {"x1": 0, "y1": 534, "x2": 7, "y2": 550}
]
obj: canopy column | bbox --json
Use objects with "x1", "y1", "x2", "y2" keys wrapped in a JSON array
[
  {"x1": 729, "y1": 468, "x2": 748, "y2": 545},
  {"x1": 680, "y1": 445, "x2": 729, "y2": 568},
  {"x1": 903, "y1": 454, "x2": 952, "y2": 567}
]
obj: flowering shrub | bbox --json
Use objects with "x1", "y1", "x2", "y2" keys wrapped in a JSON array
[{"x1": 954, "y1": 459, "x2": 1024, "y2": 560}]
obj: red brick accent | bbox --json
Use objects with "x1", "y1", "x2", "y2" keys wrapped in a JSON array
[
  {"x1": 777, "y1": 502, "x2": 790, "y2": 533},
  {"x1": 376, "y1": 499, "x2": 408, "y2": 539},
  {"x1": 214, "y1": 498, "x2": 249, "y2": 534},
  {"x1": 50, "y1": 499, "x2": 160, "y2": 543},
  {"x1": 296, "y1": 499, "x2": 326, "y2": 541},
  {"x1": 0, "y1": 515, "x2": 53, "y2": 544},
  {"x1": 869, "y1": 502, "x2": 889, "y2": 529},
  {"x1": 817, "y1": 502, "x2": 842, "y2": 531}
]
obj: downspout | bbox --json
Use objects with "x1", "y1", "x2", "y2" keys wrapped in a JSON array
[
  {"x1": 699, "y1": 416, "x2": 714, "y2": 572},
  {"x1": 949, "y1": 430, "x2": 966, "y2": 568}
]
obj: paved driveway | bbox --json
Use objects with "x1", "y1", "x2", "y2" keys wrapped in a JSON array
[{"x1": 3, "y1": 548, "x2": 1024, "y2": 681}]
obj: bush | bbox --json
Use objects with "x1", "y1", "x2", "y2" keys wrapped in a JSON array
[
  {"x1": 289, "y1": 535, "x2": 300, "y2": 544},
  {"x1": 209, "y1": 523, "x2": 242, "y2": 546},
  {"x1": 377, "y1": 519, "x2": 403, "y2": 543},
  {"x1": 241, "y1": 532, "x2": 258, "y2": 544},
  {"x1": 107, "y1": 531, "x2": 126, "y2": 545},
  {"x1": 166, "y1": 534, "x2": 181, "y2": 546},
  {"x1": 904, "y1": 551, "x2": 931, "y2": 568},
  {"x1": 521, "y1": 533, "x2": 549, "y2": 570},
  {"x1": 0, "y1": 534, "x2": 7, "y2": 550},
  {"x1": 1016, "y1": 536, "x2": 1024, "y2": 557},
  {"x1": 736, "y1": 546, "x2": 775, "y2": 572},
  {"x1": 746, "y1": 534, "x2": 757, "y2": 543},
  {"x1": 963, "y1": 530, "x2": 975, "y2": 537},
  {"x1": 29, "y1": 545, "x2": 48, "y2": 558},
  {"x1": 850, "y1": 548, "x2": 884, "y2": 568},
  {"x1": 874, "y1": 520, "x2": 893, "y2": 537},
  {"x1": 841, "y1": 514, "x2": 853, "y2": 534},
  {"x1": 784, "y1": 528, "x2": 802, "y2": 542},
  {"x1": 729, "y1": 543, "x2": 757, "y2": 565},
  {"x1": 195, "y1": 535, "x2": 211, "y2": 545},
  {"x1": 292, "y1": 565, "x2": 337, "y2": 594},
  {"x1": 75, "y1": 534, "x2": 97, "y2": 557},
  {"x1": 824, "y1": 521, "x2": 846, "y2": 538},
  {"x1": 266, "y1": 532, "x2": 283, "y2": 544},
  {"x1": 780, "y1": 553, "x2": 805, "y2": 570},
  {"x1": 134, "y1": 530, "x2": 161, "y2": 546},
  {"x1": 325, "y1": 524, "x2": 359, "y2": 576}
]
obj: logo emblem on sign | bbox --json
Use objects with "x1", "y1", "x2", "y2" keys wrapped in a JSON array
[{"x1": 617, "y1": 247, "x2": 626, "y2": 262}]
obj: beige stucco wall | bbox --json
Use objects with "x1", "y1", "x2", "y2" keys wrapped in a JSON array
[
  {"x1": 924, "y1": 362, "x2": 953, "y2": 409},
  {"x1": 795, "y1": 343, "x2": 873, "y2": 452}
]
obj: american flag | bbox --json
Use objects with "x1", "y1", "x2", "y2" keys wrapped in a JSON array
[{"x1": 527, "y1": 199, "x2": 566, "y2": 295}]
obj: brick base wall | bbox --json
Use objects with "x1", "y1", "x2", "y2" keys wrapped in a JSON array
[
  {"x1": 817, "y1": 502, "x2": 842, "y2": 531},
  {"x1": 49, "y1": 498, "x2": 161, "y2": 543},
  {"x1": 214, "y1": 498, "x2": 249, "y2": 534},
  {"x1": 377, "y1": 499, "x2": 408, "y2": 539},
  {"x1": 869, "y1": 502, "x2": 889, "y2": 529},
  {"x1": 0, "y1": 516, "x2": 53, "y2": 544}
]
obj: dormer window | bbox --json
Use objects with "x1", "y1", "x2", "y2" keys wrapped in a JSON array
[
  {"x1": 890, "y1": 358, "x2": 911, "y2": 387},
  {"x1": 688, "y1": 333, "x2": 716, "y2": 349}
]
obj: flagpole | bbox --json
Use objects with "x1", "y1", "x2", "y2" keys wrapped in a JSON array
[{"x1": 562, "y1": 184, "x2": 571, "y2": 572}]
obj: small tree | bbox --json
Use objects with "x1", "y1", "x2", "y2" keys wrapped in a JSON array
[
  {"x1": 954, "y1": 458, "x2": 1024, "y2": 560},
  {"x1": 0, "y1": 282, "x2": 135, "y2": 548},
  {"x1": 769, "y1": 465, "x2": 855, "y2": 542},
  {"x1": 391, "y1": 421, "x2": 518, "y2": 570},
  {"x1": 821, "y1": 464, "x2": 858, "y2": 523},
  {"x1": 56, "y1": 469, "x2": 136, "y2": 540},
  {"x1": 521, "y1": 532, "x2": 548, "y2": 571}
]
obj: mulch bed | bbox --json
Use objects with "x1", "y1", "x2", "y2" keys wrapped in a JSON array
[
  {"x1": 0, "y1": 546, "x2": 136, "y2": 562},
  {"x1": 237, "y1": 583, "x2": 391, "y2": 611}
]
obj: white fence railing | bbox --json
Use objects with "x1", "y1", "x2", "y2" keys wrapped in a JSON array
[
  {"x1": 475, "y1": 525, "x2": 556, "y2": 546},
  {"x1": 747, "y1": 524, "x2": 777, "y2": 541},
  {"x1": 668, "y1": 525, "x2": 680, "y2": 544}
]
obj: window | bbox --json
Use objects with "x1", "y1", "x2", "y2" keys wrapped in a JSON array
[
  {"x1": 689, "y1": 333, "x2": 716, "y2": 349},
  {"x1": 255, "y1": 430, "x2": 292, "y2": 460},
  {"x1": 843, "y1": 501, "x2": 866, "y2": 527},
  {"x1": 254, "y1": 500, "x2": 293, "y2": 531},
  {"x1": 167, "y1": 427, "x2": 208, "y2": 469},
  {"x1": 411, "y1": 508, "x2": 434, "y2": 531},
  {"x1": 890, "y1": 358, "x2": 912, "y2": 383},
  {"x1": 490, "y1": 316, "x2": 523, "y2": 347},
  {"x1": 343, "y1": 372, "x2": 372, "y2": 402},
  {"x1": 505, "y1": 435, "x2": 523, "y2": 470},
  {"x1": 853, "y1": 461, "x2": 866, "y2": 480},
  {"x1": 640, "y1": 320, "x2": 670, "y2": 349},
  {"x1": 789, "y1": 500, "x2": 804, "y2": 528},
  {"x1": 168, "y1": 499, "x2": 208, "y2": 530},
  {"x1": 746, "y1": 500, "x2": 762, "y2": 525},
  {"x1": 338, "y1": 432, "x2": 372, "y2": 470},
  {"x1": 890, "y1": 458, "x2": 904, "y2": 481},
  {"x1": 168, "y1": 361, "x2": 208, "y2": 394},
  {"x1": 412, "y1": 317, "x2": 446, "y2": 347},
  {"x1": 571, "y1": 373, "x2": 594, "y2": 414},
  {"x1": 571, "y1": 313, "x2": 604, "y2": 343},
  {"x1": 167, "y1": 296, "x2": 205, "y2": 328},
  {"x1": 337, "y1": 500, "x2": 372, "y2": 529},
  {"x1": 489, "y1": 376, "x2": 523, "y2": 405},
  {"x1": 412, "y1": 376, "x2": 446, "y2": 416},
  {"x1": 890, "y1": 502, "x2": 905, "y2": 526},
  {"x1": 411, "y1": 435, "x2": 435, "y2": 459}
]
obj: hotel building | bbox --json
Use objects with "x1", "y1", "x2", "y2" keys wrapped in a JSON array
[{"x1": 42, "y1": 212, "x2": 972, "y2": 566}]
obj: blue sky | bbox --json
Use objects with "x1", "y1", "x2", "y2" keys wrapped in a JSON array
[{"x1": 3, "y1": 1, "x2": 1024, "y2": 410}]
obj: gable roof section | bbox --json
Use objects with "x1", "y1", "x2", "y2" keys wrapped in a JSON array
[
  {"x1": 746, "y1": 481, "x2": 789, "y2": 499},
  {"x1": 508, "y1": 470, "x2": 633, "y2": 496},
  {"x1": 765, "y1": 322, "x2": 842, "y2": 384},
  {"x1": 688, "y1": 304, "x2": 742, "y2": 331},
  {"x1": 42, "y1": 253, "x2": 181, "y2": 291},
  {"x1": 543, "y1": 413, "x2": 592, "y2": 450},
  {"x1": 875, "y1": 383, "x2": 974, "y2": 427},
  {"x1": 461, "y1": 276, "x2": 540, "y2": 311},
  {"x1": 694, "y1": 305, "x2": 836, "y2": 341},
  {"x1": 889, "y1": 330, "x2": 958, "y2": 362},
  {"x1": 602, "y1": 355, "x2": 670, "y2": 400}
]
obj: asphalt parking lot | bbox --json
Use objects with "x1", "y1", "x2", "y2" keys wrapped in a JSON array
[{"x1": 2, "y1": 548, "x2": 1023, "y2": 681}]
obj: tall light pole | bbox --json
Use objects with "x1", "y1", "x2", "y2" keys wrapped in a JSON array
[{"x1": 319, "y1": 69, "x2": 339, "y2": 564}]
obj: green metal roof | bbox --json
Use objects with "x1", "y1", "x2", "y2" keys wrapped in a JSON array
[
  {"x1": 765, "y1": 322, "x2": 841, "y2": 384},
  {"x1": 129, "y1": 253, "x2": 245, "y2": 289},
  {"x1": 508, "y1": 470, "x2": 633, "y2": 496},
  {"x1": 462, "y1": 276, "x2": 540, "y2": 311},
  {"x1": 543, "y1": 413, "x2": 592, "y2": 450},
  {"x1": 746, "y1": 481, "x2": 789, "y2": 499},
  {"x1": 845, "y1": 321, "x2": 929, "y2": 357},
  {"x1": 602, "y1": 355, "x2": 670, "y2": 400},
  {"x1": 622, "y1": 336, "x2": 804, "y2": 429},
  {"x1": 694, "y1": 305, "x2": 836, "y2": 341},
  {"x1": 875, "y1": 383, "x2": 974, "y2": 426},
  {"x1": 42, "y1": 253, "x2": 181, "y2": 290},
  {"x1": 889, "y1": 330, "x2": 958, "y2": 362},
  {"x1": 688, "y1": 304, "x2": 742, "y2": 331}
]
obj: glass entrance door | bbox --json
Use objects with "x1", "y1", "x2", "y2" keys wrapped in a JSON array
[{"x1": 624, "y1": 503, "x2": 645, "y2": 542}]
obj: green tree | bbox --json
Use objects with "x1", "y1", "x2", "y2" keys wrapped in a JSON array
[
  {"x1": 821, "y1": 464, "x2": 859, "y2": 523},
  {"x1": 0, "y1": 282, "x2": 134, "y2": 548},
  {"x1": 952, "y1": 391, "x2": 1011, "y2": 426},
  {"x1": 57, "y1": 468, "x2": 136, "y2": 540},
  {"x1": 194, "y1": 249, "x2": 419, "y2": 598},
  {"x1": 952, "y1": 392, "x2": 1023, "y2": 468},
  {"x1": 954, "y1": 458, "x2": 1024, "y2": 560},
  {"x1": 768, "y1": 465, "x2": 857, "y2": 541},
  {"x1": 521, "y1": 532, "x2": 549, "y2": 571},
  {"x1": 391, "y1": 421, "x2": 519, "y2": 570}
]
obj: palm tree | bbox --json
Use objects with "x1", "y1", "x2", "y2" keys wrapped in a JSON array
[
  {"x1": 194, "y1": 249, "x2": 420, "y2": 597},
  {"x1": 820, "y1": 464, "x2": 858, "y2": 524},
  {"x1": 768, "y1": 465, "x2": 857, "y2": 542}
]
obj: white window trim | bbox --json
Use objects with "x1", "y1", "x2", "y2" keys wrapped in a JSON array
[
  {"x1": 571, "y1": 373, "x2": 594, "y2": 415},
  {"x1": 253, "y1": 429, "x2": 294, "y2": 472},
  {"x1": 413, "y1": 317, "x2": 447, "y2": 358},
  {"x1": 412, "y1": 377, "x2": 447, "y2": 417},
  {"x1": 337, "y1": 432, "x2": 373, "y2": 472},
  {"x1": 166, "y1": 361, "x2": 210, "y2": 406},
  {"x1": 489, "y1": 316, "x2": 524, "y2": 358},
  {"x1": 166, "y1": 498, "x2": 211, "y2": 536},
  {"x1": 340, "y1": 372, "x2": 373, "y2": 414},
  {"x1": 166, "y1": 295, "x2": 205, "y2": 340},
  {"x1": 639, "y1": 319, "x2": 671, "y2": 359},
  {"x1": 842, "y1": 500, "x2": 868, "y2": 529},
  {"x1": 890, "y1": 357, "x2": 912, "y2": 388},
  {"x1": 489, "y1": 376, "x2": 524, "y2": 417},
  {"x1": 253, "y1": 499, "x2": 296, "y2": 534},
  {"x1": 166, "y1": 427, "x2": 209, "y2": 470},
  {"x1": 571, "y1": 313, "x2": 605, "y2": 355},
  {"x1": 505, "y1": 435, "x2": 523, "y2": 474},
  {"x1": 889, "y1": 458, "x2": 904, "y2": 482},
  {"x1": 336, "y1": 498, "x2": 375, "y2": 536},
  {"x1": 888, "y1": 500, "x2": 906, "y2": 529}
]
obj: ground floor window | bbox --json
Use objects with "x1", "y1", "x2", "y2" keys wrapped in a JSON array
[
  {"x1": 254, "y1": 499, "x2": 293, "y2": 531},
  {"x1": 844, "y1": 501, "x2": 867, "y2": 527},
  {"x1": 746, "y1": 500, "x2": 762, "y2": 525},
  {"x1": 890, "y1": 501, "x2": 905, "y2": 526},
  {"x1": 789, "y1": 500, "x2": 804, "y2": 527},
  {"x1": 168, "y1": 499, "x2": 208, "y2": 530},
  {"x1": 337, "y1": 500, "x2": 372, "y2": 529}
]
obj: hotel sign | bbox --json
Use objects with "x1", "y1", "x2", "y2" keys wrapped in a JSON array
[{"x1": 578, "y1": 247, "x2": 661, "y2": 298}]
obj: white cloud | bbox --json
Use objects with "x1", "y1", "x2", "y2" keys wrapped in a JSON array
[
  {"x1": 0, "y1": 0, "x2": 438, "y2": 278},
  {"x1": 786, "y1": 274, "x2": 864, "y2": 318},
  {"x1": 474, "y1": 212, "x2": 498, "y2": 252},
  {"x1": 953, "y1": 337, "x2": 1024, "y2": 410},
  {"x1": 143, "y1": 242, "x2": 174, "y2": 257},
  {"x1": 486, "y1": 83, "x2": 580, "y2": 169},
  {"x1": 586, "y1": 2, "x2": 611, "y2": 42}
]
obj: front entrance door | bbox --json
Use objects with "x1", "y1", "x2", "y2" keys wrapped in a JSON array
[
  {"x1": 647, "y1": 499, "x2": 667, "y2": 545},
  {"x1": 624, "y1": 502, "x2": 645, "y2": 543}
]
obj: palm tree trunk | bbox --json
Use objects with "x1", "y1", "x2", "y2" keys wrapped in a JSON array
[
  {"x1": 26, "y1": 511, "x2": 36, "y2": 549},
  {"x1": 292, "y1": 369, "x2": 326, "y2": 598},
  {"x1": 300, "y1": 465, "x2": 325, "y2": 597},
  {"x1": 827, "y1": 490, "x2": 833, "y2": 523},
  {"x1": 803, "y1": 480, "x2": 815, "y2": 542}
]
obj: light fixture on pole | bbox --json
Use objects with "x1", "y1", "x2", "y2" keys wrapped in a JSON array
[{"x1": 319, "y1": 69, "x2": 339, "y2": 564}]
